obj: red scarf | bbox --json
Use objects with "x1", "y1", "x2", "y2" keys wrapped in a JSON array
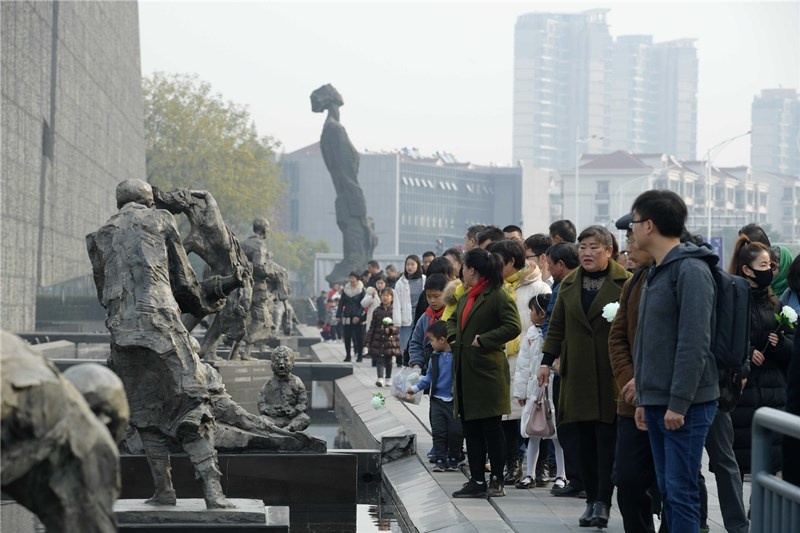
[
  {"x1": 460, "y1": 277, "x2": 490, "y2": 330},
  {"x1": 424, "y1": 306, "x2": 444, "y2": 322}
]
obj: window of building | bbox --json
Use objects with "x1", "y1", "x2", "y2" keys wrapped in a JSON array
[
  {"x1": 597, "y1": 181, "x2": 609, "y2": 194},
  {"x1": 597, "y1": 203, "x2": 608, "y2": 217}
]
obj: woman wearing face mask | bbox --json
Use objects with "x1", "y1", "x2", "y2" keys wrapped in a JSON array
[{"x1": 729, "y1": 237, "x2": 794, "y2": 477}]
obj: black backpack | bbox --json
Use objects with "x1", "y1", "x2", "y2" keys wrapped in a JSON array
[{"x1": 669, "y1": 256, "x2": 751, "y2": 412}]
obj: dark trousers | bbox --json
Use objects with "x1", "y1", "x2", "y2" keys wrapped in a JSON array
[
  {"x1": 376, "y1": 355, "x2": 394, "y2": 380},
  {"x1": 705, "y1": 410, "x2": 748, "y2": 533},
  {"x1": 614, "y1": 415, "x2": 658, "y2": 533},
  {"x1": 461, "y1": 414, "x2": 506, "y2": 482},
  {"x1": 577, "y1": 420, "x2": 617, "y2": 506},
  {"x1": 553, "y1": 373, "x2": 583, "y2": 488},
  {"x1": 502, "y1": 419, "x2": 520, "y2": 461},
  {"x1": 343, "y1": 324, "x2": 364, "y2": 358},
  {"x1": 430, "y1": 397, "x2": 463, "y2": 461}
]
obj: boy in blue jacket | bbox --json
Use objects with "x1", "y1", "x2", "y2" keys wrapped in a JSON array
[
  {"x1": 407, "y1": 320, "x2": 463, "y2": 472},
  {"x1": 409, "y1": 273, "x2": 448, "y2": 373}
]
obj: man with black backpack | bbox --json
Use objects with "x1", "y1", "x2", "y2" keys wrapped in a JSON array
[{"x1": 631, "y1": 190, "x2": 720, "y2": 533}]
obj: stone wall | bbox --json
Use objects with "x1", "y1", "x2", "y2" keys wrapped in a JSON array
[{"x1": 1, "y1": 1, "x2": 145, "y2": 331}]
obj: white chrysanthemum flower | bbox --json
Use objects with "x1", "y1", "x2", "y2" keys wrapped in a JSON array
[
  {"x1": 371, "y1": 393, "x2": 385, "y2": 410},
  {"x1": 602, "y1": 302, "x2": 620, "y2": 323},
  {"x1": 781, "y1": 305, "x2": 798, "y2": 326}
]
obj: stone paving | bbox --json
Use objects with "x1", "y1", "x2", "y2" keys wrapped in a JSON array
[{"x1": 316, "y1": 339, "x2": 751, "y2": 532}]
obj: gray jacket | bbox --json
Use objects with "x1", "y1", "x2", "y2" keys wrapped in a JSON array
[{"x1": 634, "y1": 243, "x2": 719, "y2": 414}]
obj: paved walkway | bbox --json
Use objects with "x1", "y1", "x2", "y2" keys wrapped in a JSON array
[{"x1": 318, "y1": 340, "x2": 750, "y2": 532}]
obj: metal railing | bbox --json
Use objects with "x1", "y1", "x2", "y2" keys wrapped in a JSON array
[{"x1": 750, "y1": 407, "x2": 800, "y2": 533}]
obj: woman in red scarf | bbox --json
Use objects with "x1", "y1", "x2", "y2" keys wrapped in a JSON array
[{"x1": 448, "y1": 248, "x2": 522, "y2": 499}]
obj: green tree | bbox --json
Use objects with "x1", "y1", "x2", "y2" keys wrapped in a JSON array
[
  {"x1": 269, "y1": 234, "x2": 331, "y2": 296},
  {"x1": 143, "y1": 72, "x2": 284, "y2": 232}
]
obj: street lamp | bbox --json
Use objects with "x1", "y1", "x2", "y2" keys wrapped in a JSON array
[
  {"x1": 704, "y1": 130, "x2": 751, "y2": 242},
  {"x1": 574, "y1": 126, "x2": 603, "y2": 230}
]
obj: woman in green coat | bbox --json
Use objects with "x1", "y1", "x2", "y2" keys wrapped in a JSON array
[
  {"x1": 448, "y1": 248, "x2": 522, "y2": 499},
  {"x1": 537, "y1": 225, "x2": 631, "y2": 528}
]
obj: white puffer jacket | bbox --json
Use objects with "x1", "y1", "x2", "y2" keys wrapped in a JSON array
[
  {"x1": 392, "y1": 274, "x2": 425, "y2": 327},
  {"x1": 361, "y1": 287, "x2": 381, "y2": 332},
  {"x1": 513, "y1": 324, "x2": 556, "y2": 439}
]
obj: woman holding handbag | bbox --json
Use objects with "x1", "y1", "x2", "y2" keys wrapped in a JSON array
[{"x1": 513, "y1": 293, "x2": 566, "y2": 490}]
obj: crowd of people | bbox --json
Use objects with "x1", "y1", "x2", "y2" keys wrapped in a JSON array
[{"x1": 318, "y1": 189, "x2": 800, "y2": 532}]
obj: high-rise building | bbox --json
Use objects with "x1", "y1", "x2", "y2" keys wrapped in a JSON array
[
  {"x1": 751, "y1": 88, "x2": 800, "y2": 177},
  {"x1": 513, "y1": 9, "x2": 610, "y2": 171},
  {"x1": 513, "y1": 10, "x2": 698, "y2": 171}
]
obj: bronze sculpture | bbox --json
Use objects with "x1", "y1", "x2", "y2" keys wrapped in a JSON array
[
  {"x1": 311, "y1": 84, "x2": 378, "y2": 285},
  {"x1": 258, "y1": 346, "x2": 311, "y2": 432},
  {"x1": 1, "y1": 332, "x2": 126, "y2": 533},
  {"x1": 86, "y1": 179, "x2": 240, "y2": 509}
]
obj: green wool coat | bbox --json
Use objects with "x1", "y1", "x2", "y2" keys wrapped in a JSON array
[
  {"x1": 542, "y1": 261, "x2": 631, "y2": 425},
  {"x1": 446, "y1": 284, "x2": 522, "y2": 421}
]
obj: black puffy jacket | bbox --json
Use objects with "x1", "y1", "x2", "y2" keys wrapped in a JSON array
[{"x1": 731, "y1": 287, "x2": 793, "y2": 474}]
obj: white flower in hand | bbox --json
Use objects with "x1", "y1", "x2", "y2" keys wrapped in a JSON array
[
  {"x1": 602, "y1": 302, "x2": 620, "y2": 323},
  {"x1": 778, "y1": 305, "x2": 798, "y2": 329}
]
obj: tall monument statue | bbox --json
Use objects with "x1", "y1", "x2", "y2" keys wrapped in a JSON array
[
  {"x1": 311, "y1": 84, "x2": 378, "y2": 285},
  {"x1": 86, "y1": 179, "x2": 240, "y2": 509}
]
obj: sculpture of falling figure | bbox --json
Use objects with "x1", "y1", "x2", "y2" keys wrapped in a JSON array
[{"x1": 310, "y1": 84, "x2": 378, "y2": 285}]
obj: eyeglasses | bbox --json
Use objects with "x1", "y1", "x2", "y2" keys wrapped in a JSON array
[
  {"x1": 525, "y1": 255, "x2": 537, "y2": 260},
  {"x1": 628, "y1": 219, "x2": 648, "y2": 230},
  {"x1": 625, "y1": 239, "x2": 635, "y2": 245}
]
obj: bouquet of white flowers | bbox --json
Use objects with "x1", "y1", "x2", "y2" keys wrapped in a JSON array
[{"x1": 602, "y1": 302, "x2": 620, "y2": 323}]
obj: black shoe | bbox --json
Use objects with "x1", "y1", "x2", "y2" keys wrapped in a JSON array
[
  {"x1": 452, "y1": 479, "x2": 487, "y2": 498},
  {"x1": 552, "y1": 481, "x2": 585, "y2": 497},
  {"x1": 515, "y1": 475, "x2": 534, "y2": 489},
  {"x1": 590, "y1": 502, "x2": 610, "y2": 529},
  {"x1": 432, "y1": 459, "x2": 446, "y2": 473},
  {"x1": 344, "y1": 356, "x2": 352, "y2": 362},
  {"x1": 535, "y1": 470, "x2": 549, "y2": 487},
  {"x1": 579, "y1": 501, "x2": 595, "y2": 527},
  {"x1": 548, "y1": 461, "x2": 557, "y2": 482},
  {"x1": 356, "y1": 356, "x2": 363, "y2": 363},
  {"x1": 487, "y1": 475, "x2": 505, "y2": 498},
  {"x1": 503, "y1": 458, "x2": 522, "y2": 484}
]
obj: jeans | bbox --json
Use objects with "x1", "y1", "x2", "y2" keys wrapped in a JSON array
[
  {"x1": 614, "y1": 415, "x2": 658, "y2": 533},
  {"x1": 576, "y1": 421, "x2": 617, "y2": 506},
  {"x1": 430, "y1": 397, "x2": 463, "y2": 461},
  {"x1": 705, "y1": 409, "x2": 749, "y2": 533},
  {"x1": 645, "y1": 401, "x2": 716, "y2": 533}
]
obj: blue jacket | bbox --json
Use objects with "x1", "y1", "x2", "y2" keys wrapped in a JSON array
[
  {"x1": 634, "y1": 243, "x2": 720, "y2": 414},
  {"x1": 541, "y1": 280, "x2": 560, "y2": 340},
  {"x1": 411, "y1": 350, "x2": 454, "y2": 401},
  {"x1": 409, "y1": 313, "x2": 434, "y2": 370}
]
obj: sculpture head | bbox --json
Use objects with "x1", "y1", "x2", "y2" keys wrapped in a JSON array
[
  {"x1": 310, "y1": 84, "x2": 344, "y2": 113},
  {"x1": 116, "y1": 179, "x2": 154, "y2": 209},
  {"x1": 271, "y1": 345, "x2": 297, "y2": 379},
  {"x1": 253, "y1": 217, "x2": 270, "y2": 239},
  {"x1": 63, "y1": 363, "x2": 130, "y2": 444},
  {"x1": 152, "y1": 187, "x2": 193, "y2": 214}
]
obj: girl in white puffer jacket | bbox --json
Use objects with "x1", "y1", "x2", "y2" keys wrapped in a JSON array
[{"x1": 512, "y1": 292, "x2": 566, "y2": 490}]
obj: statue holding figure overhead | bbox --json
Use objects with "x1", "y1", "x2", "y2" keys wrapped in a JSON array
[
  {"x1": 86, "y1": 179, "x2": 242, "y2": 509},
  {"x1": 258, "y1": 346, "x2": 311, "y2": 432},
  {"x1": 311, "y1": 84, "x2": 378, "y2": 285},
  {"x1": 153, "y1": 187, "x2": 254, "y2": 361}
]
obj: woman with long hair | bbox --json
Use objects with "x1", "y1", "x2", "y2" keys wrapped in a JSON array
[
  {"x1": 336, "y1": 271, "x2": 367, "y2": 363},
  {"x1": 393, "y1": 254, "x2": 425, "y2": 366},
  {"x1": 448, "y1": 248, "x2": 521, "y2": 499},
  {"x1": 729, "y1": 237, "x2": 793, "y2": 476}
]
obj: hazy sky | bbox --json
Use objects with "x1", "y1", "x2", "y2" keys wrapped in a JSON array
[{"x1": 139, "y1": 0, "x2": 799, "y2": 168}]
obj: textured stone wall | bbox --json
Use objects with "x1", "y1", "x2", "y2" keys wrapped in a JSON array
[{"x1": 1, "y1": 1, "x2": 145, "y2": 331}]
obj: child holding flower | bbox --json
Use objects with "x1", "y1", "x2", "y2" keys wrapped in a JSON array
[
  {"x1": 729, "y1": 237, "x2": 795, "y2": 475},
  {"x1": 365, "y1": 288, "x2": 400, "y2": 387}
]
